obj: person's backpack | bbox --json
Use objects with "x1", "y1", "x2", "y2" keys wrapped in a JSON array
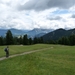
[{"x1": 4, "y1": 48, "x2": 7, "y2": 52}]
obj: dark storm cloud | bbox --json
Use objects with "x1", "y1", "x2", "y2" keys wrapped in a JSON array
[
  {"x1": 71, "y1": 14, "x2": 75, "y2": 18},
  {"x1": 18, "y1": 0, "x2": 75, "y2": 11}
]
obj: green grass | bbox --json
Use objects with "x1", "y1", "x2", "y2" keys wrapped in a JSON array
[
  {"x1": 0, "y1": 44, "x2": 51, "y2": 57},
  {"x1": 0, "y1": 44, "x2": 75, "y2": 75}
]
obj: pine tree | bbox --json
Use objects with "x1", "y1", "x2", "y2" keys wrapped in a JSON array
[
  {"x1": 0, "y1": 36, "x2": 4, "y2": 45},
  {"x1": 19, "y1": 36, "x2": 23, "y2": 44},
  {"x1": 69, "y1": 34, "x2": 75, "y2": 45},
  {"x1": 23, "y1": 34, "x2": 28, "y2": 45},
  {"x1": 29, "y1": 38, "x2": 33, "y2": 45},
  {"x1": 5, "y1": 30, "x2": 13, "y2": 45},
  {"x1": 33, "y1": 37, "x2": 38, "y2": 44}
]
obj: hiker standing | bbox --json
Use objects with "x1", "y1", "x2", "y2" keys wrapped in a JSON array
[{"x1": 4, "y1": 46, "x2": 9, "y2": 57}]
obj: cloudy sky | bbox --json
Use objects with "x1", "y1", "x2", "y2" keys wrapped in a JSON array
[{"x1": 0, "y1": 0, "x2": 75, "y2": 30}]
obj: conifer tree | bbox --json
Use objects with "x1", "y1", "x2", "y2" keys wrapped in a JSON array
[{"x1": 6, "y1": 30, "x2": 13, "y2": 45}]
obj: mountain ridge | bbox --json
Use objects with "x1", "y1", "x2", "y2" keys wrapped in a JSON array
[
  {"x1": 42, "y1": 28, "x2": 75, "y2": 41},
  {"x1": 0, "y1": 28, "x2": 53, "y2": 38}
]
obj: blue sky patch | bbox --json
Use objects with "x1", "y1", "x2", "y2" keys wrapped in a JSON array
[{"x1": 52, "y1": 9, "x2": 69, "y2": 15}]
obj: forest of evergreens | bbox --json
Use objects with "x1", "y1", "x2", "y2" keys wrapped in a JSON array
[{"x1": 0, "y1": 30, "x2": 75, "y2": 46}]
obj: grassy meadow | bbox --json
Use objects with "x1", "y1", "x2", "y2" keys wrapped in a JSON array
[
  {"x1": 0, "y1": 44, "x2": 51, "y2": 57},
  {"x1": 0, "y1": 44, "x2": 75, "y2": 75}
]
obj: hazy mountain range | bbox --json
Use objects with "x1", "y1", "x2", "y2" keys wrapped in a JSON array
[
  {"x1": 26, "y1": 28, "x2": 53, "y2": 38},
  {"x1": 0, "y1": 28, "x2": 28, "y2": 37},
  {"x1": 0, "y1": 28, "x2": 53, "y2": 38},
  {"x1": 0, "y1": 28, "x2": 75, "y2": 41}
]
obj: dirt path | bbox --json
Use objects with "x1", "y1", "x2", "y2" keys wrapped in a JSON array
[{"x1": 0, "y1": 47, "x2": 51, "y2": 61}]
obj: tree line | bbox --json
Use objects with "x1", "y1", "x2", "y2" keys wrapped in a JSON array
[
  {"x1": 45, "y1": 34, "x2": 75, "y2": 46},
  {"x1": 0, "y1": 30, "x2": 43, "y2": 45},
  {"x1": 0, "y1": 30, "x2": 75, "y2": 46}
]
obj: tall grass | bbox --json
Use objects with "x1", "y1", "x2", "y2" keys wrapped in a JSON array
[{"x1": 0, "y1": 44, "x2": 75, "y2": 75}]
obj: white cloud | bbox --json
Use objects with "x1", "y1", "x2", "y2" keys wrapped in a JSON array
[{"x1": 0, "y1": 0, "x2": 75, "y2": 30}]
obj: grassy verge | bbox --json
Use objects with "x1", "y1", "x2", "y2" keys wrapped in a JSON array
[{"x1": 0, "y1": 44, "x2": 75, "y2": 75}]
